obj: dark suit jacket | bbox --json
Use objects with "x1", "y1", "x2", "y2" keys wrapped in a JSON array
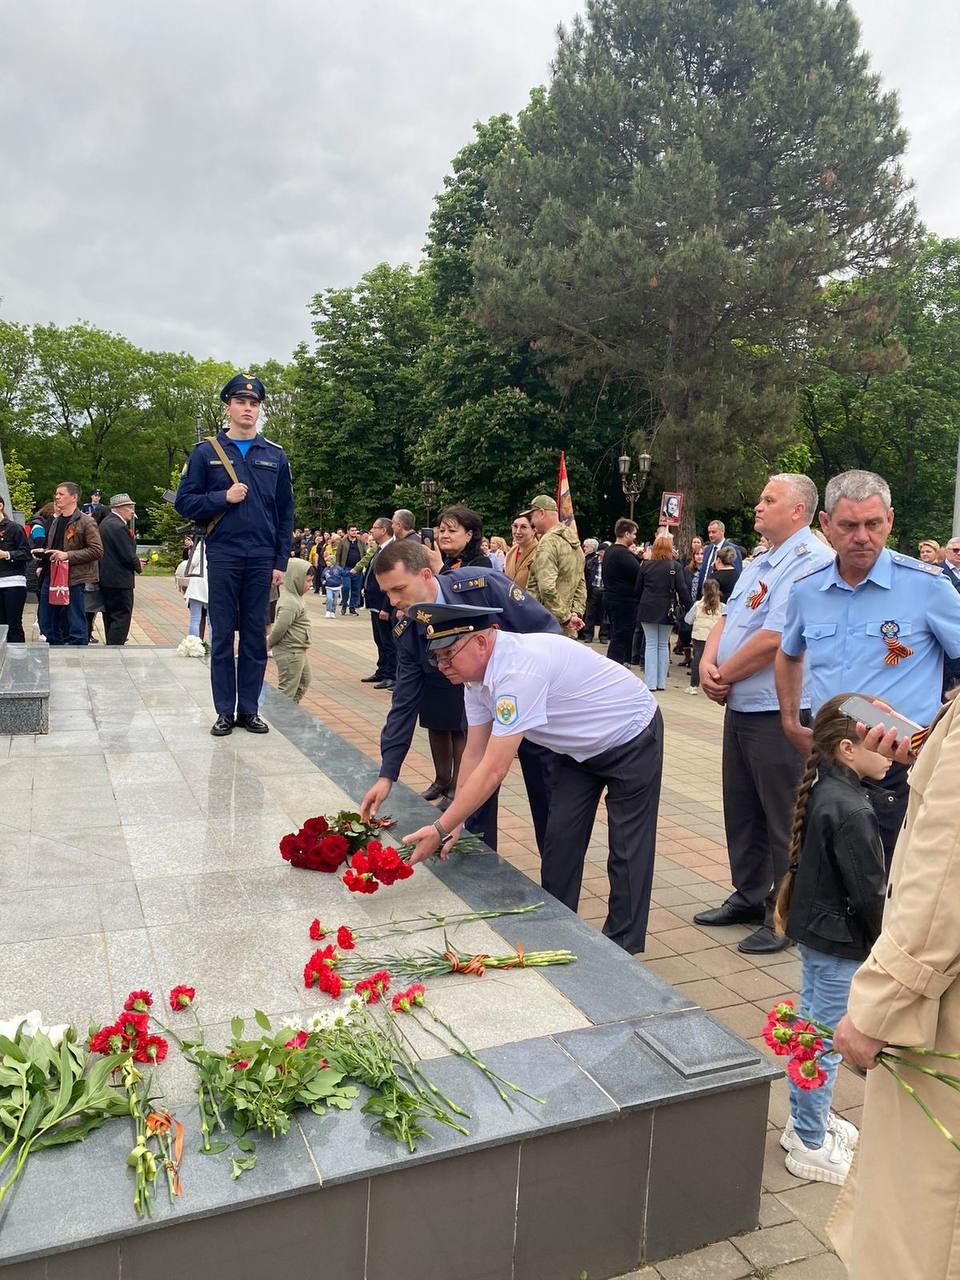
[
  {"x1": 99, "y1": 514, "x2": 141, "y2": 589},
  {"x1": 364, "y1": 540, "x2": 393, "y2": 612}
]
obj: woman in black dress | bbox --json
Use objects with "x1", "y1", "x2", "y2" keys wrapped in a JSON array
[{"x1": 419, "y1": 505, "x2": 492, "y2": 806}]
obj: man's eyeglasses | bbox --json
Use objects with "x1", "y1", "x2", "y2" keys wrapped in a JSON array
[{"x1": 428, "y1": 633, "x2": 479, "y2": 669}]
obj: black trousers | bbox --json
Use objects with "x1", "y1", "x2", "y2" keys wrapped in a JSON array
[
  {"x1": 862, "y1": 762, "x2": 909, "y2": 874},
  {"x1": 370, "y1": 611, "x2": 397, "y2": 680},
  {"x1": 541, "y1": 709, "x2": 664, "y2": 953},
  {"x1": 722, "y1": 709, "x2": 807, "y2": 926},
  {"x1": 101, "y1": 586, "x2": 134, "y2": 645},
  {"x1": 517, "y1": 738, "x2": 554, "y2": 855},
  {"x1": 605, "y1": 595, "x2": 636, "y2": 665},
  {"x1": 0, "y1": 586, "x2": 27, "y2": 643}
]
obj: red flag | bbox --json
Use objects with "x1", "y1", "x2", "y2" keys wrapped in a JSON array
[{"x1": 556, "y1": 450, "x2": 578, "y2": 539}]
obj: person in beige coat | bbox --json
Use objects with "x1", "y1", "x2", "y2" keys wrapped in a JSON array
[{"x1": 829, "y1": 695, "x2": 960, "y2": 1278}]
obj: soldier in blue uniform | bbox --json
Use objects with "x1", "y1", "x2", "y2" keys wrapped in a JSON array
[
  {"x1": 776, "y1": 470, "x2": 960, "y2": 866},
  {"x1": 175, "y1": 374, "x2": 294, "y2": 736},
  {"x1": 358, "y1": 538, "x2": 559, "y2": 851}
]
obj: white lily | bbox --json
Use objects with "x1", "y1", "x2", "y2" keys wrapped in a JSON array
[{"x1": 0, "y1": 1011, "x2": 70, "y2": 1047}]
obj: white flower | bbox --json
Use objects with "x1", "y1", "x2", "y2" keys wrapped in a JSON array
[
  {"x1": 0, "y1": 1010, "x2": 69, "y2": 1046},
  {"x1": 176, "y1": 635, "x2": 207, "y2": 659},
  {"x1": 280, "y1": 1016, "x2": 303, "y2": 1031}
]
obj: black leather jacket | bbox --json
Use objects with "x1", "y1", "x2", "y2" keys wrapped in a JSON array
[{"x1": 785, "y1": 762, "x2": 886, "y2": 961}]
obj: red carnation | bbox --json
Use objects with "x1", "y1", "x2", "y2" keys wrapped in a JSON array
[
  {"x1": 169, "y1": 985, "x2": 196, "y2": 1011},
  {"x1": 119, "y1": 1011, "x2": 149, "y2": 1044},
  {"x1": 762, "y1": 1022, "x2": 795, "y2": 1056},
  {"x1": 89, "y1": 1022, "x2": 127, "y2": 1055},
  {"x1": 407, "y1": 982, "x2": 425, "y2": 1005},
  {"x1": 792, "y1": 1029, "x2": 824, "y2": 1061},
  {"x1": 350, "y1": 850, "x2": 370, "y2": 874},
  {"x1": 284, "y1": 1030, "x2": 309, "y2": 1050},
  {"x1": 336, "y1": 925, "x2": 355, "y2": 950},
  {"x1": 343, "y1": 868, "x2": 379, "y2": 894},
  {"x1": 355, "y1": 970, "x2": 391, "y2": 1004},
  {"x1": 787, "y1": 1056, "x2": 827, "y2": 1091},
  {"x1": 123, "y1": 990, "x2": 153, "y2": 1013},
  {"x1": 318, "y1": 968, "x2": 343, "y2": 999},
  {"x1": 232, "y1": 1059, "x2": 249, "y2": 1071},
  {"x1": 134, "y1": 1035, "x2": 168, "y2": 1064},
  {"x1": 304, "y1": 945, "x2": 340, "y2": 988},
  {"x1": 309, "y1": 918, "x2": 327, "y2": 941}
]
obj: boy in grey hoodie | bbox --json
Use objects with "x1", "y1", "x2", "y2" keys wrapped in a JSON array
[{"x1": 270, "y1": 559, "x2": 313, "y2": 703}]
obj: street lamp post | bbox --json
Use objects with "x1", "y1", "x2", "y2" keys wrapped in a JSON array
[
  {"x1": 308, "y1": 487, "x2": 334, "y2": 530},
  {"x1": 421, "y1": 478, "x2": 438, "y2": 529},
  {"x1": 618, "y1": 451, "x2": 652, "y2": 521}
]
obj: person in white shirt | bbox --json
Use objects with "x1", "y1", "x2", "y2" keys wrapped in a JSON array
[{"x1": 401, "y1": 602, "x2": 664, "y2": 953}]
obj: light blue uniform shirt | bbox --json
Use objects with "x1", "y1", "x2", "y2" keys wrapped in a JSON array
[
  {"x1": 717, "y1": 528, "x2": 834, "y2": 712},
  {"x1": 780, "y1": 548, "x2": 960, "y2": 725}
]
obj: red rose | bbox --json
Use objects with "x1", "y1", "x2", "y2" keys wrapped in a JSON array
[
  {"x1": 279, "y1": 832, "x2": 304, "y2": 863},
  {"x1": 302, "y1": 816, "x2": 330, "y2": 839}
]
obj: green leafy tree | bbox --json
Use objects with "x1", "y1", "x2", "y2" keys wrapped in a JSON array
[
  {"x1": 473, "y1": 0, "x2": 919, "y2": 543},
  {"x1": 3, "y1": 447, "x2": 34, "y2": 516},
  {"x1": 799, "y1": 235, "x2": 960, "y2": 548}
]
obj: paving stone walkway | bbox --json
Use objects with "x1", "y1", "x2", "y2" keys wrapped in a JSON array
[{"x1": 31, "y1": 579, "x2": 857, "y2": 1277}]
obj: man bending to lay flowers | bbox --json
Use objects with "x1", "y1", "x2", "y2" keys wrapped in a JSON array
[{"x1": 400, "y1": 601, "x2": 664, "y2": 955}]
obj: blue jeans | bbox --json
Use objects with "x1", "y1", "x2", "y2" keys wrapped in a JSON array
[
  {"x1": 44, "y1": 583, "x2": 88, "y2": 645},
  {"x1": 325, "y1": 585, "x2": 342, "y2": 613},
  {"x1": 791, "y1": 945, "x2": 861, "y2": 1148},
  {"x1": 340, "y1": 570, "x2": 362, "y2": 611},
  {"x1": 641, "y1": 622, "x2": 672, "y2": 689},
  {"x1": 187, "y1": 598, "x2": 210, "y2": 641}
]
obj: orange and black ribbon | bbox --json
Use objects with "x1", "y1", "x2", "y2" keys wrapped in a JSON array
[
  {"x1": 880, "y1": 620, "x2": 913, "y2": 666},
  {"x1": 747, "y1": 581, "x2": 768, "y2": 610}
]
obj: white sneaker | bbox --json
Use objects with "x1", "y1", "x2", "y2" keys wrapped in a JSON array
[
  {"x1": 784, "y1": 1129, "x2": 852, "y2": 1185},
  {"x1": 780, "y1": 1112, "x2": 859, "y2": 1153},
  {"x1": 686, "y1": 686, "x2": 699, "y2": 695},
  {"x1": 325, "y1": 612, "x2": 335, "y2": 619}
]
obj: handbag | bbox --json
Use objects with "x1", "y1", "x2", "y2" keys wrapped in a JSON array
[{"x1": 48, "y1": 558, "x2": 70, "y2": 606}]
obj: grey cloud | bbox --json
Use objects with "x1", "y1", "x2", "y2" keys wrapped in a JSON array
[{"x1": 0, "y1": 0, "x2": 955, "y2": 364}]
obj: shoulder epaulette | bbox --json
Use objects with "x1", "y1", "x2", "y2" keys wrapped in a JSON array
[
  {"x1": 794, "y1": 559, "x2": 832, "y2": 583},
  {"x1": 393, "y1": 616, "x2": 410, "y2": 638},
  {"x1": 891, "y1": 552, "x2": 942, "y2": 576},
  {"x1": 451, "y1": 577, "x2": 487, "y2": 592},
  {"x1": 260, "y1": 437, "x2": 285, "y2": 451}
]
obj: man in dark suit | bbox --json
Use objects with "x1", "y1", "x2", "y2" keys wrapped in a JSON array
[
  {"x1": 696, "y1": 519, "x2": 743, "y2": 598},
  {"x1": 99, "y1": 493, "x2": 142, "y2": 645},
  {"x1": 361, "y1": 517, "x2": 397, "y2": 689}
]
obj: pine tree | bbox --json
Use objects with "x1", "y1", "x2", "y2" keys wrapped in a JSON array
[{"x1": 474, "y1": 0, "x2": 919, "y2": 537}]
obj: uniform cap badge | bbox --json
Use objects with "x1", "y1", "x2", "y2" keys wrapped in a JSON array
[{"x1": 880, "y1": 619, "x2": 914, "y2": 665}]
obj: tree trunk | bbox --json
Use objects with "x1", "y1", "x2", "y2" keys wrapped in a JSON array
[{"x1": 676, "y1": 455, "x2": 697, "y2": 552}]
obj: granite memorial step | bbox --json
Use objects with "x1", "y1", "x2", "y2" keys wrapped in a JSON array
[{"x1": 0, "y1": 630, "x2": 49, "y2": 734}]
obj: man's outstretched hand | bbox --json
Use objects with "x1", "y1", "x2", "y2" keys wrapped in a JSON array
[{"x1": 360, "y1": 778, "x2": 392, "y2": 822}]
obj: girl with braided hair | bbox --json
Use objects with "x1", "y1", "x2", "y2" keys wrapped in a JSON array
[{"x1": 774, "y1": 693, "x2": 889, "y2": 1187}]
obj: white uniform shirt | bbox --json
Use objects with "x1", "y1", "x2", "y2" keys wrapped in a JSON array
[{"x1": 464, "y1": 631, "x2": 657, "y2": 761}]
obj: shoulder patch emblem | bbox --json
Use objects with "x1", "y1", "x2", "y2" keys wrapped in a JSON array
[
  {"x1": 509, "y1": 585, "x2": 524, "y2": 603},
  {"x1": 495, "y1": 695, "x2": 518, "y2": 726},
  {"x1": 795, "y1": 559, "x2": 832, "y2": 583},
  {"x1": 794, "y1": 542, "x2": 808, "y2": 555}
]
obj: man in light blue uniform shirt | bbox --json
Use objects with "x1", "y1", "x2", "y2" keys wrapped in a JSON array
[
  {"x1": 694, "y1": 474, "x2": 833, "y2": 953},
  {"x1": 777, "y1": 469, "x2": 960, "y2": 867}
]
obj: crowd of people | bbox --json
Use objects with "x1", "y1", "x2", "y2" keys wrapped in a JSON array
[{"x1": 7, "y1": 372, "x2": 960, "y2": 1270}]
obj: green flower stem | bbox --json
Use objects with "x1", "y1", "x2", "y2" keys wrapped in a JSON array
[
  {"x1": 388, "y1": 1018, "x2": 471, "y2": 1123},
  {"x1": 885, "y1": 1055, "x2": 960, "y2": 1093},
  {"x1": 889, "y1": 1044, "x2": 960, "y2": 1062},
  {"x1": 351, "y1": 903, "x2": 544, "y2": 941},
  {"x1": 881, "y1": 1059, "x2": 960, "y2": 1152}
]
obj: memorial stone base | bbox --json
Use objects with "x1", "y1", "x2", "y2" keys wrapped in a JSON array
[{"x1": 0, "y1": 648, "x2": 777, "y2": 1279}]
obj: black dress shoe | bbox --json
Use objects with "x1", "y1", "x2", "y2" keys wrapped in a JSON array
[
  {"x1": 349, "y1": 609, "x2": 358, "y2": 616},
  {"x1": 693, "y1": 903, "x2": 764, "y2": 927},
  {"x1": 737, "y1": 926, "x2": 792, "y2": 955},
  {"x1": 360, "y1": 673, "x2": 381, "y2": 683},
  {"x1": 421, "y1": 781, "x2": 447, "y2": 801},
  {"x1": 373, "y1": 679, "x2": 395, "y2": 689},
  {"x1": 236, "y1": 714, "x2": 270, "y2": 734},
  {"x1": 210, "y1": 714, "x2": 235, "y2": 737}
]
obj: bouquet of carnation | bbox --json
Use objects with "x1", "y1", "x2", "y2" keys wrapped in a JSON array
[
  {"x1": 176, "y1": 635, "x2": 209, "y2": 659},
  {"x1": 765, "y1": 1002, "x2": 960, "y2": 1151}
]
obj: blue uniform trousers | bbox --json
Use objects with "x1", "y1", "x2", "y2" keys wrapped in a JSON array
[{"x1": 206, "y1": 553, "x2": 274, "y2": 716}]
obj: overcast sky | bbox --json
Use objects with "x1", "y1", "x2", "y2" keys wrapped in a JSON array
[{"x1": 1, "y1": 0, "x2": 957, "y2": 366}]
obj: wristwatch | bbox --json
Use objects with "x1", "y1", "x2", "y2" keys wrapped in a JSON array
[{"x1": 433, "y1": 819, "x2": 454, "y2": 847}]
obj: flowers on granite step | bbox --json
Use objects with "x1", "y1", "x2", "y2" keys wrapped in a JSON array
[
  {"x1": 169, "y1": 985, "x2": 196, "y2": 1011},
  {"x1": 337, "y1": 925, "x2": 356, "y2": 950},
  {"x1": 309, "y1": 918, "x2": 327, "y2": 941},
  {"x1": 354, "y1": 970, "x2": 391, "y2": 1004},
  {"x1": 123, "y1": 990, "x2": 153, "y2": 1013}
]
